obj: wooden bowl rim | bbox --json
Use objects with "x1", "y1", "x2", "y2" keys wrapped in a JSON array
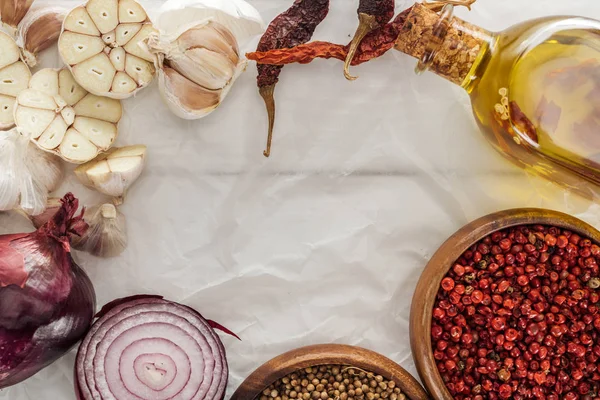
[
  {"x1": 409, "y1": 207, "x2": 600, "y2": 400},
  {"x1": 231, "y1": 344, "x2": 430, "y2": 400}
]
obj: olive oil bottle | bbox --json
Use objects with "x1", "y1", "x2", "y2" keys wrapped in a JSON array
[{"x1": 395, "y1": 4, "x2": 600, "y2": 198}]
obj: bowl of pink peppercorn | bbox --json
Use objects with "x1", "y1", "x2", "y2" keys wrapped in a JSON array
[{"x1": 410, "y1": 208, "x2": 600, "y2": 400}]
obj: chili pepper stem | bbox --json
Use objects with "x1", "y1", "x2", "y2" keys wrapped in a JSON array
[
  {"x1": 423, "y1": 0, "x2": 476, "y2": 12},
  {"x1": 344, "y1": 13, "x2": 379, "y2": 80},
  {"x1": 260, "y1": 84, "x2": 276, "y2": 157}
]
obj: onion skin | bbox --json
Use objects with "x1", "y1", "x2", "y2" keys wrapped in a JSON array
[
  {"x1": 75, "y1": 295, "x2": 235, "y2": 400},
  {"x1": 0, "y1": 193, "x2": 96, "y2": 388}
]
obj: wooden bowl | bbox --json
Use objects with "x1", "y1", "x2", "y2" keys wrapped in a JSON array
[
  {"x1": 410, "y1": 208, "x2": 600, "y2": 399},
  {"x1": 231, "y1": 344, "x2": 430, "y2": 400}
]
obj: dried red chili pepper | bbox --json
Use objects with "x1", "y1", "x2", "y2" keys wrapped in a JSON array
[
  {"x1": 344, "y1": 0, "x2": 395, "y2": 80},
  {"x1": 248, "y1": 9, "x2": 410, "y2": 67},
  {"x1": 509, "y1": 101, "x2": 539, "y2": 143},
  {"x1": 256, "y1": 0, "x2": 330, "y2": 157}
]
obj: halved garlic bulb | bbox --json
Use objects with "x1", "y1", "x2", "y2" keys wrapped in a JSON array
[
  {"x1": 58, "y1": 0, "x2": 157, "y2": 99},
  {"x1": 72, "y1": 203, "x2": 127, "y2": 258},
  {"x1": 149, "y1": 20, "x2": 246, "y2": 119},
  {"x1": 74, "y1": 144, "x2": 147, "y2": 198},
  {"x1": 14, "y1": 68, "x2": 123, "y2": 163},
  {"x1": 0, "y1": 31, "x2": 31, "y2": 130}
]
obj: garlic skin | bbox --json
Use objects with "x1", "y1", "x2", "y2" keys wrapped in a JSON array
[
  {"x1": 0, "y1": 0, "x2": 34, "y2": 35},
  {"x1": 14, "y1": 68, "x2": 123, "y2": 163},
  {"x1": 72, "y1": 203, "x2": 127, "y2": 258},
  {"x1": 0, "y1": 129, "x2": 63, "y2": 215},
  {"x1": 17, "y1": 6, "x2": 68, "y2": 68},
  {"x1": 154, "y1": 0, "x2": 265, "y2": 46},
  {"x1": 0, "y1": 31, "x2": 31, "y2": 130},
  {"x1": 74, "y1": 144, "x2": 147, "y2": 198},
  {"x1": 150, "y1": 21, "x2": 247, "y2": 119},
  {"x1": 58, "y1": 0, "x2": 157, "y2": 99}
]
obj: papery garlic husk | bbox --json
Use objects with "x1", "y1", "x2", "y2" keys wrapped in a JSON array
[
  {"x1": 14, "y1": 68, "x2": 123, "y2": 163},
  {"x1": 58, "y1": 0, "x2": 158, "y2": 99},
  {"x1": 72, "y1": 203, "x2": 127, "y2": 258},
  {"x1": 0, "y1": 128, "x2": 63, "y2": 215},
  {"x1": 153, "y1": 0, "x2": 265, "y2": 46},
  {"x1": 16, "y1": 6, "x2": 68, "y2": 68},
  {"x1": 0, "y1": 31, "x2": 31, "y2": 129},
  {"x1": 74, "y1": 144, "x2": 146, "y2": 198},
  {"x1": 0, "y1": 0, "x2": 34, "y2": 34},
  {"x1": 149, "y1": 20, "x2": 246, "y2": 119}
]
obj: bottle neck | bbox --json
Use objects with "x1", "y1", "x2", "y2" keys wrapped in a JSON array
[{"x1": 394, "y1": 3, "x2": 493, "y2": 87}]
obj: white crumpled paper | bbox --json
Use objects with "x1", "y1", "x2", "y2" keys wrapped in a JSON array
[{"x1": 2, "y1": 0, "x2": 600, "y2": 398}]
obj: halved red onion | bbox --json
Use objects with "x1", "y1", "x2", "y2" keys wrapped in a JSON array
[{"x1": 75, "y1": 295, "x2": 235, "y2": 400}]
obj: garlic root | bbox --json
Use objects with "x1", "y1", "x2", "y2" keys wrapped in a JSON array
[
  {"x1": 74, "y1": 144, "x2": 147, "y2": 198},
  {"x1": 59, "y1": 0, "x2": 157, "y2": 99},
  {"x1": 15, "y1": 68, "x2": 123, "y2": 163}
]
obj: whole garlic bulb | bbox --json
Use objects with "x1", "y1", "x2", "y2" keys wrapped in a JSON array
[
  {"x1": 74, "y1": 144, "x2": 147, "y2": 198},
  {"x1": 71, "y1": 203, "x2": 127, "y2": 258},
  {"x1": 149, "y1": 20, "x2": 247, "y2": 119},
  {"x1": 58, "y1": 0, "x2": 157, "y2": 99},
  {"x1": 0, "y1": 31, "x2": 31, "y2": 130},
  {"x1": 14, "y1": 68, "x2": 123, "y2": 163},
  {"x1": 0, "y1": 128, "x2": 64, "y2": 215}
]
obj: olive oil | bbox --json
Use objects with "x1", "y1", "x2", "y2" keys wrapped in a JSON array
[{"x1": 395, "y1": 5, "x2": 600, "y2": 198}]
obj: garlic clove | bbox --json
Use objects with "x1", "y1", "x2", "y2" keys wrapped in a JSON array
[
  {"x1": 72, "y1": 53, "x2": 117, "y2": 95},
  {"x1": 0, "y1": 95, "x2": 16, "y2": 129},
  {"x1": 177, "y1": 22, "x2": 239, "y2": 65},
  {"x1": 29, "y1": 69, "x2": 59, "y2": 96},
  {"x1": 74, "y1": 94, "x2": 122, "y2": 124},
  {"x1": 61, "y1": 106, "x2": 76, "y2": 126},
  {"x1": 125, "y1": 54, "x2": 155, "y2": 86},
  {"x1": 86, "y1": 0, "x2": 119, "y2": 34},
  {"x1": 18, "y1": 7, "x2": 67, "y2": 68},
  {"x1": 73, "y1": 116, "x2": 117, "y2": 149},
  {"x1": 0, "y1": 62, "x2": 31, "y2": 97},
  {"x1": 115, "y1": 23, "x2": 142, "y2": 46},
  {"x1": 118, "y1": 0, "x2": 147, "y2": 23},
  {"x1": 109, "y1": 47, "x2": 126, "y2": 71},
  {"x1": 17, "y1": 89, "x2": 57, "y2": 110},
  {"x1": 0, "y1": 0, "x2": 34, "y2": 32},
  {"x1": 122, "y1": 24, "x2": 157, "y2": 62},
  {"x1": 74, "y1": 144, "x2": 146, "y2": 197},
  {"x1": 72, "y1": 203, "x2": 127, "y2": 258},
  {"x1": 159, "y1": 67, "x2": 220, "y2": 119},
  {"x1": 64, "y1": 7, "x2": 100, "y2": 36},
  {"x1": 37, "y1": 115, "x2": 68, "y2": 150},
  {"x1": 59, "y1": 128, "x2": 98, "y2": 163},
  {"x1": 173, "y1": 47, "x2": 235, "y2": 90},
  {"x1": 0, "y1": 31, "x2": 20, "y2": 69},
  {"x1": 111, "y1": 71, "x2": 137, "y2": 93},
  {"x1": 58, "y1": 69, "x2": 87, "y2": 105},
  {"x1": 14, "y1": 106, "x2": 56, "y2": 139},
  {"x1": 59, "y1": 32, "x2": 105, "y2": 65},
  {"x1": 102, "y1": 30, "x2": 117, "y2": 45}
]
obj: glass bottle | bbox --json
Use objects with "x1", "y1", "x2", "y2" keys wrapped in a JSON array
[{"x1": 395, "y1": 4, "x2": 600, "y2": 199}]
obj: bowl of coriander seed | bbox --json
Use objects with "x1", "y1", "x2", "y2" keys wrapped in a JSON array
[{"x1": 231, "y1": 344, "x2": 429, "y2": 400}]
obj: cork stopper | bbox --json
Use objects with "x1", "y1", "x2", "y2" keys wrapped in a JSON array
[{"x1": 394, "y1": 3, "x2": 491, "y2": 86}]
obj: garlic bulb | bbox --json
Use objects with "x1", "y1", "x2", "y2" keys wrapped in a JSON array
[
  {"x1": 58, "y1": 0, "x2": 157, "y2": 99},
  {"x1": 0, "y1": 128, "x2": 64, "y2": 215},
  {"x1": 0, "y1": 31, "x2": 31, "y2": 130},
  {"x1": 149, "y1": 20, "x2": 247, "y2": 119},
  {"x1": 74, "y1": 144, "x2": 147, "y2": 198},
  {"x1": 14, "y1": 68, "x2": 123, "y2": 163},
  {"x1": 72, "y1": 203, "x2": 127, "y2": 258},
  {"x1": 17, "y1": 6, "x2": 67, "y2": 68}
]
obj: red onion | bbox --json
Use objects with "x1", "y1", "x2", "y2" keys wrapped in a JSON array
[
  {"x1": 0, "y1": 193, "x2": 95, "y2": 388},
  {"x1": 75, "y1": 295, "x2": 237, "y2": 400}
]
